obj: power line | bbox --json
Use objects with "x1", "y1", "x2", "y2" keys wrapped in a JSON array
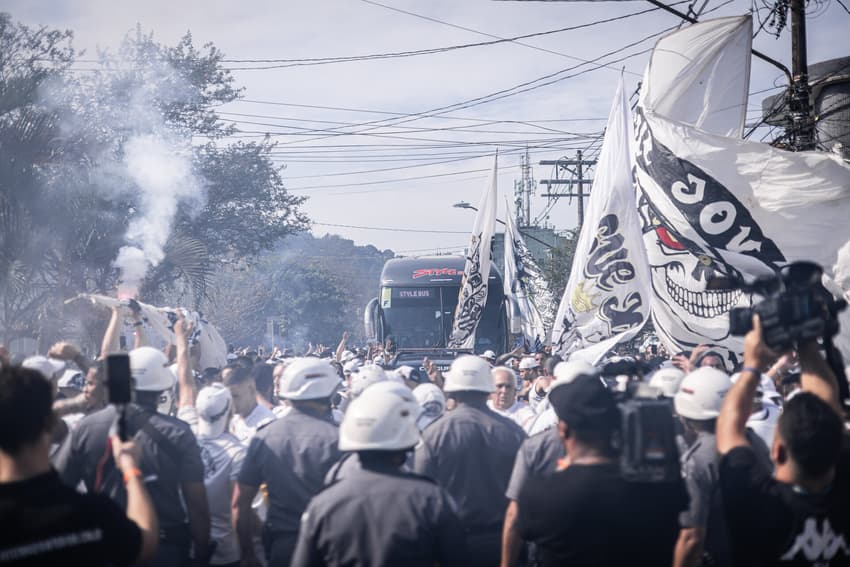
[
  {"x1": 313, "y1": 222, "x2": 469, "y2": 234},
  {"x1": 288, "y1": 167, "x2": 493, "y2": 191}
]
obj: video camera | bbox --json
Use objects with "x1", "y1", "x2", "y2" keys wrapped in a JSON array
[
  {"x1": 598, "y1": 360, "x2": 682, "y2": 484},
  {"x1": 711, "y1": 261, "x2": 846, "y2": 352}
]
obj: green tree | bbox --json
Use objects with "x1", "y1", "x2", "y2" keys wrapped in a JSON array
[{"x1": 542, "y1": 235, "x2": 578, "y2": 302}]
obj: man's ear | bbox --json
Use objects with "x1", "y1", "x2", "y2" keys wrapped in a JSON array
[{"x1": 557, "y1": 420, "x2": 570, "y2": 442}]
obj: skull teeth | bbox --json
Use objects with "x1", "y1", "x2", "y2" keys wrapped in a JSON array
[{"x1": 663, "y1": 266, "x2": 740, "y2": 317}]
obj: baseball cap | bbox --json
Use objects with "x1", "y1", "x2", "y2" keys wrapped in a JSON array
[
  {"x1": 57, "y1": 369, "x2": 86, "y2": 391},
  {"x1": 549, "y1": 374, "x2": 619, "y2": 431},
  {"x1": 22, "y1": 355, "x2": 66, "y2": 381},
  {"x1": 196, "y1": 383, "x2": 233, "y2": 438},
  {"x1": 481, "y1": 350, "x2": 496, "y2": 361},
  {"x1": 518, "y1": 357, "x2": 539, "y2": 370}
]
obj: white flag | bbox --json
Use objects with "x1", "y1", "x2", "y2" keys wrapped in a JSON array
[
  {"x1": 551, "y1": 75, "x2": 651, "y2": 364},
  {"x1": 633, "y1": 16, "x2": 850, "y2": 366},
  {"x1": 449, "y1": 156, "x2": 499, "y2": 349},
  {"x1": 503, "y1": 201, "x2": 556, "y2": 349}
]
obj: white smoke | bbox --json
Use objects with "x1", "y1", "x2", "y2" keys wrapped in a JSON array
[{"x1": 115, "y1": 133, "x2": 201, "y2": 298}]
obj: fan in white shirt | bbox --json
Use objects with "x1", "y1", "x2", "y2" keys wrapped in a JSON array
[
  {"x1": 222, "y1": 366, "x2": 276, "y2": 443},
  {"x1": 489, "y1": 366, "x2": 536, "y2": 430}
]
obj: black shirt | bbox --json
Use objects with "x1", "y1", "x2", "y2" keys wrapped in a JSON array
[
  {"x1": 517, "y1": 462, "x2": 687, "y2": 566},
  {"x1": 719, "y1": 444, "x2": 850, "y2": 566},
  {"x1": 0, "y1": 470, "x2": 141, "y2": 566},
  {"x1": 54, "y1": 404, "x2": 204, "y2": 529}
]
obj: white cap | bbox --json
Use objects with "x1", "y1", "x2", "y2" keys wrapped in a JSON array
[
  {"x1": 343, "y1": 359, "x2": 363, "y2": 375},
  {"x1": 649, "y1": 367, "x2": 686, "y2": 398},
  {"x1": 373, "y1": 354, "x2": 386, "y2": 367},
  {"x1": 196, "y1": 384, "x2": 232, "y2": 437},
  {"x1": 129, "y1": 347, "x2": 175, "y2": 392},
  {"x1": 443, "y1": 355, "x2": 495, "y2": 393},
  {"x1": 340, "y1": 350, "x2": 356, "y2": 363},
  {"x1": 57, "y1": 369, "x2": 85, "y2": 391},
  {"x1": 674, "y1": 367, "x2": 732, "y2": 420},
  {"x1": 339, "y1": 386, "x2": 420, "y2": 451},
  {"x1": 413, "y1": 383, "x2": 446, "y2": 430},
  {"x1": 278, "y1": 357, "x2": 341, "y2": 401},
  {"x1": 22, "y1": 356, "x2": 66, "y2": 381},
  {"x1": 518, "y1": 357, "x2": 539, "y2": 370},
  {"x1": 481, "y1": 350, "x2": 497, "y2": 360}
]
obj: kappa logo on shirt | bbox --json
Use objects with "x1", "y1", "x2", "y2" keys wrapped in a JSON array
[{"x1": 780, "y1": 517, "x2": 850, "y2": 562}]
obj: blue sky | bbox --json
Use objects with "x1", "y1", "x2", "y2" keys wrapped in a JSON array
[{"x1": 4, "y1": 0, "x2": 849, "y2": 253}]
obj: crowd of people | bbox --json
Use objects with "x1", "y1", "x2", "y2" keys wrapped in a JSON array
[{"x1": 0, "y1": 302, "x2": 848, "y2": 566}]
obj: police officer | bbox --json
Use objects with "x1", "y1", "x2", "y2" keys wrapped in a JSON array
[
  {"x1": 500, "y1": 360, "x2": 591, "y2": 567},
  {"x1": 672, "y1": 367, "x2": 771, "y2": 567},
  {"x1": 55, "y1": 346, "x2": 210, "y2": 567},
  {"x1": 291, "y1": 384, "x2": 468, "y2": 566},
  {"x1": 414, "y1": 355, "x2": 526, "y2": 566},
  {"x1": 234, "y1": 357, "x2": 342, "y2": 567}
]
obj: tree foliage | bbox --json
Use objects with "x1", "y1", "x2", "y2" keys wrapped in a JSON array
[{"x1": 0, "y1": 14, "x2": 306, "y2": 347}]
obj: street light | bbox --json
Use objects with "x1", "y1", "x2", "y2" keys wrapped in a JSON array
[{"x1": 452, "y1": 201, "x2": 555, "y2": 250}]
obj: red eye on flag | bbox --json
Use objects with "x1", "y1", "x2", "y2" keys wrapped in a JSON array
[{"x1": 655, "y1": 226, "x2": 686, "y2": 251}]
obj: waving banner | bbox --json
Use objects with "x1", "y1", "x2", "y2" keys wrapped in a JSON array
[
  {"x1": 503, "y1": 201, "x2": 556, "y2": 350},
  {"x1": 551, "y1": 75, "x2": 651, "y2": 364},
  {"x1": 449, "y1": 156, "x2": 498, "y2": 349},
  {"x1": 634, "y1": 16, "x2": 850, "y2": 366}
]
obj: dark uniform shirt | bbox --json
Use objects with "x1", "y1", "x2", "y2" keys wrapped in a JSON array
[
  {"x1": 506, "y1": 427, "x2": 565, "y2": 501},
  {"x1": 54, "y1": 404, "x2": 204, "y2": 531},
  {"x1": 719, "y1": 443, "x2": 850, "y2": 566},
  {"x1": 239, "y1": 405, "x2": 341, "y2": 533},
  {"x1": 291, "y1": 463, "x2": 468, "y2": 567},
  {"x1": 413, "y1": 402, "x2": 526, "y2": 529},
  {"x1": 0, "y1": 470, "x2": 142, "y2": 566}
]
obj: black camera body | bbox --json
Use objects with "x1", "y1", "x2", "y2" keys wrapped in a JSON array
[
  {"x1": 599, "y1": 360, "x2": 682, "y2": 484},
  {"x1": 725, "y1": 262, "x2": 845, "y2": 352}
]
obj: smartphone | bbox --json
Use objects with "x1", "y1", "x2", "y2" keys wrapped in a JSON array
[{"x1": 105, "y1": 353, "x2": 132, "y2": 405}]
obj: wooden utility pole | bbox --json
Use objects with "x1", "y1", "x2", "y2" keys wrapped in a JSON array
[{"x1": 789, "y1": 0, "x2": 815, "y2": 150}]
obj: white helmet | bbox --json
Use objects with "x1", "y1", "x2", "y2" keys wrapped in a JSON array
[
  {"x1": 278, "y1": 357, "x2": 341, "y2": 401},
  {"x1": 340, "y1": 350, "x2": 356, "y2": 363},
  {"x1": 129, "y1": 347, "x2": 175, "y2": 392},
  {"x1": 413, "y1": 383, "x2": 445, "y2": 430},
  {"x1": 443, "y1": 355, "x2": 494, "y2": 393},
  {"x1": 339, "y1": 386, "x2": 420, "y2": 451},
  {"x1": 674, "y1": 367, "x2": 732, "y2": 420},
  {"x1": 649, "y1": 366, "x2": 686, "y2": 398},
  {"x1": 552, "y1": 360, "x2": 598, "y2": 384},
  {"x1": 350, "y1": 364, "x2": 388, "y2": 398},
  {"x1": 343, "y1": 359, "x2": 363, "y2": 375}
]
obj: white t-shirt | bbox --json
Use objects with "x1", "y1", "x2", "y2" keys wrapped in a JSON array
[
  {"x1": 488, "y1": 400, "x2": 537, "y2": 430},
  {"x1": 176, "y1": 405, "x2": 247, "y2": 565},
  {"x1": 230, "y1": 404, "x2": 276, "y2": 443}
]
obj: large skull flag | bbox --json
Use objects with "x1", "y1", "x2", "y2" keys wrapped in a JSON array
[{"x1": 634, "y1": 16, "x2": 850, "y2": 366}]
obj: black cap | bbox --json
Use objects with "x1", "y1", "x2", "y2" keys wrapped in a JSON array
[{"x1": 549, "y1": 374, "x2": 619, "y2": 431}]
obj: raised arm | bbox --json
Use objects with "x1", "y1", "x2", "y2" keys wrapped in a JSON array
[
  {"x1": 174, "y1": 315, "x2": 196, "y2": 408},
  {"x1": 717, "y1": 316, "x2": 776, "y2": 455},
  {"x1": 799, "y1": 340, "x2": 842, "y2": 414},
  {"x1": 100, "y1": 306, "x2": 124, "y2": 358},
  {"x1": 112, "y1": 435, "x2": 159, "y2": 563},
  {"x1": 335, "y1": 331, "x2": 350, "y2": 362}
]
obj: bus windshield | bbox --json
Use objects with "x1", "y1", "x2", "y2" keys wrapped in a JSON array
[{"x1": 381, "y1": 285, "x2": 505, "y2": 351}]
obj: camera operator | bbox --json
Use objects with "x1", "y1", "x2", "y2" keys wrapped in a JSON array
[
  {"x1": 516, "y1": 372, "x2": 687, "y2": 566},
  {"x1": 717, "y1": 315, "x2": 850, "y2": 566},
  {"x1": 0, "y1": 365, "x2": 158, "y2": 565}
]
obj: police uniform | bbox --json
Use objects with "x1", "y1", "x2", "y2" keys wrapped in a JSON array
[
  {"x1": 414, "y1": 402, "x2": 526, "y2": 565},
  {"x1": 679, "y1": 430, "x2": 772, "y2": 566},
  {"x1": 54, "y1": 404, "x2": 205, "y2": 567},
  {"x1": 238, "y1": 405, "x2": 341, "y2": 565},
  {"x1": 505, "y1": 427, "x2": 564, "y2": 501},
  {"x1": 291, "y1": 463, "x2": 468, "y2": 567}
]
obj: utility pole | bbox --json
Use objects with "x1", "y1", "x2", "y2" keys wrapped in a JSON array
[
  {"x1": 539, "y1": 150, "x2": 596, "y2": 230},
  {"x1": 789, "y1": 0, "x2": 815, "y2": 150},
  {"x1": 513, "y1": 147, "x2": 535, "y2": 227}
]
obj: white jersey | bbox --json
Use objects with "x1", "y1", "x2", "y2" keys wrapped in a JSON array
[
  {"x1": 230, "y1": 404, "x2": 276, "y2": 443},
  {"x1": 747, "y1": 403, "x2": 781, "y2": 449},
  {"x1": 488, "y1": 400, "x2": 537, "y2": 430}
]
